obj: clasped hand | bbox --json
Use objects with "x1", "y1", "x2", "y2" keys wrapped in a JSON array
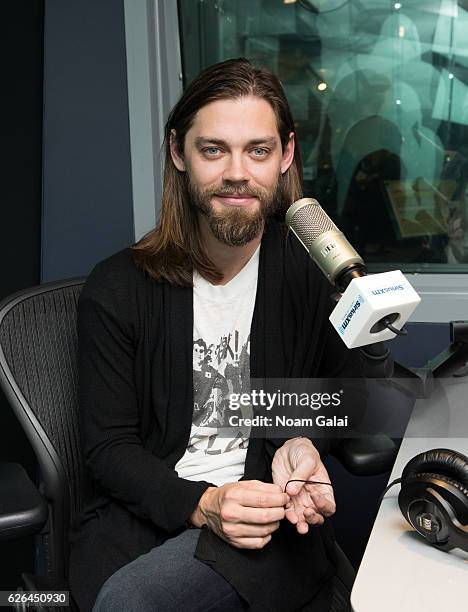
[{"x1": 191, "y1": 437, "x2": 335, "y2": 548}]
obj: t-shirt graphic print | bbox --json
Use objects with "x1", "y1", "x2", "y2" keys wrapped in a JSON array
[{"x1": 175, "y1": 247, "x2": 259, "y2": 486}]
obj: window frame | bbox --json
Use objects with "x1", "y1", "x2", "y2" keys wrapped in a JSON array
[{"x1": 124, "y1": 0, "x2": 468, "y2": 323}]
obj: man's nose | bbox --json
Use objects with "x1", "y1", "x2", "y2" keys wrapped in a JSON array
[{"x1": 222, "y1": 152, "x2": 249, "y2": 183}]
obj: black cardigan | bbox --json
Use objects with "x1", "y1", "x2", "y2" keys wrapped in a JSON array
[{"x1": 69, "y1": 220, "x2": 364, "y2": 612}]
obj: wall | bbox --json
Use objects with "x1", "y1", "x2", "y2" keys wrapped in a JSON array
[{"x1": 41, "y1": 0, "x2": 135, "y2": 282}]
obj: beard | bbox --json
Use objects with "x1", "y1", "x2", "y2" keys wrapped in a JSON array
[{"x1": 186, "y1": 174, "x2": 284, "y2": 247}]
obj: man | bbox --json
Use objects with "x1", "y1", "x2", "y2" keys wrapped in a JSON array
[{"x1": 69, "y1": 58, "x2": 363, "y2": 611}]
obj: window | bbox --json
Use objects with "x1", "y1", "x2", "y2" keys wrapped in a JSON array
[{"x1": 178, "y1": 0, "x2": 468, "y2": 275}]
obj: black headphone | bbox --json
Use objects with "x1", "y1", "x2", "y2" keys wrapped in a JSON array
[{"x1": 381, "y1": 448, "x2": 468, "y2": 553}]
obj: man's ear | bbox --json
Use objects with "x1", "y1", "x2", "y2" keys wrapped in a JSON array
[
  {"x1": 170, "y1": 129, "x2": 186, "y2": 171},
  {"x1": 280, "y1": 132, "x2": 295, "y2": 174}
]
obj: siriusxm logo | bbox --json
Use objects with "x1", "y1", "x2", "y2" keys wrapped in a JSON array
[
  {"x1": 339, "y1": 295, "x2": 364, "y2": 335},
  {"x1": 371, "y1": 284, "x2": 404, "y2": 296}
]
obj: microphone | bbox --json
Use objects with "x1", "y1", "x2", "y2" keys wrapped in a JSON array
[{"x1": 285, "y1": 198, "x2": 421, "y2": 349}]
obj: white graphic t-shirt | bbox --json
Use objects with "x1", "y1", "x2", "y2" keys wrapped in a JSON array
[{"x1": 175, "y1": 247, "x2": 259, "y2": 486}]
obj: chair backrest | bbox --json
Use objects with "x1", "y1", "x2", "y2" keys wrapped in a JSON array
[{"x1": 0, "y1": 278, "x2": 86, "y2": 586}]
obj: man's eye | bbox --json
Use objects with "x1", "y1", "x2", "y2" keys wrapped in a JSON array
[
  {"x1": 252, "y1": 148, "x2": 268, "y2": 157},
  {"x1": 203, "y1": 147, "x2": 222, "y2": 156}
]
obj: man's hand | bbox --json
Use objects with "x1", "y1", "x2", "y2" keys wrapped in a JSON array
[
  {"x1": 189, "y1": 480, "x2": 289, "y2": 549},
  {"x1": 272, "y1": 438, "x2": 336, "y2": 534}
]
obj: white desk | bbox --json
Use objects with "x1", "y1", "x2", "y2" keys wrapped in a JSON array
[{"x1": 351, "y1": 378, "x2": 468, "y2": 612}]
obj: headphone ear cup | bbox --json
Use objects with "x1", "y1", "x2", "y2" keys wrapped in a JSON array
[
  {"x1": 398, "y1": 449, "x2": 468, "y2": 552},
  {"x1": 402, "y1": 448, "x2": 468, "y2": 490},
  {"x1": 398, "y1": 471, "x2": 468, "y2": 547}
]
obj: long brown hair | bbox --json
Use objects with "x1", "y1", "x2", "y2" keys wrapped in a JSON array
[{"x1": 131, "y1": 57, "x2": 303, "y2": 286}]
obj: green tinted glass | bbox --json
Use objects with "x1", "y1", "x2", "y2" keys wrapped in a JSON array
[{"x1": 178, "y1": 0, "x2": 468, "y2": 273}]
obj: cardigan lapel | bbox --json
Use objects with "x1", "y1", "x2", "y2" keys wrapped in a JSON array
[
  {"x1": 151, "y1": 282, "x2": 194, "y2": 463},
  {"x1": 250, "y1": 220, "x2": 287, "y2": 380}
]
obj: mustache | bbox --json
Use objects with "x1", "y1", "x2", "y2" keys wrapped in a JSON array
[{"x1": 205, "y1": 185, "x2": 264, "y2": 198}]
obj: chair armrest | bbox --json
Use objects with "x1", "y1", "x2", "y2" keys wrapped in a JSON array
[
  {"x1": 0, "y1": 463, "x2": 48, "y2": 541},
  {"x1": 331, "y1": 435, "x2": 398, "y2": 476}
]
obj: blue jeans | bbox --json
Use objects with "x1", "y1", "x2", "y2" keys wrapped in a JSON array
[{"x1": 92, "y1": 528, "x2": 245, "y2": 612}]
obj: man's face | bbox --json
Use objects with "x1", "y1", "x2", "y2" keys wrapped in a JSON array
[
  {"x1": 193, "y1": 342, "x2": 205, "y2": 369},
  {"x1": 171, "y1": 96, "x2": 295, "y2": 246}
]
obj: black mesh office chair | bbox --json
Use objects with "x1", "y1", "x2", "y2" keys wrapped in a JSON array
[
  {"x1": 0, "y1": 278, "x2": 395, "y2": 611},
  {"x1": 0, "y1": 279, "x2": 86, "y2": 609}
]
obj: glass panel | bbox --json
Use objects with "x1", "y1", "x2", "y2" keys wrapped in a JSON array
[{"x1": 178, "y1": 0, "x2": 468, "y2": 273}]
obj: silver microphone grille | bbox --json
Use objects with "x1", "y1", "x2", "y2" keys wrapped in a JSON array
[{"x1": 285, "y1": 198, "x2": 338, "y2": 247}]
